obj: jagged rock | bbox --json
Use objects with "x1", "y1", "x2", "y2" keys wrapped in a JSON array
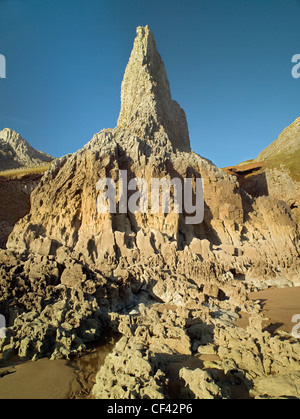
[
  {"x1": 92, "y1": 336, "x2": 167, "y2": 399},
  {"x1": 0, "y1": 128, "x2": 52, "y2": 171},
  {"x1": 136, "y1": 229, "x2": 155, "y2": 256},
  {"x1": 6, "y1": 25, "x2": 299, "y2": 284},
  {"x1": 227, "y1": 117, "x2": 300, "y2": 222},
  {"x1": 0, "y1": 250, "x2": 134, "y2": 361},
  {"x1": 0, "y1": 26, "x2": 300, "y2": 401},
  {"x1": 60, "y1": 263, "x2": 87, "y2": 288},
  {"x1": 251, "y1": 372, "x2": 300, "y2": 399},
  {"x1": 117, "y1": 25, "x2": 190, "y2": 153},
  {"x1": 179, "y1": 367, "x2": 224, "y2": 399}
]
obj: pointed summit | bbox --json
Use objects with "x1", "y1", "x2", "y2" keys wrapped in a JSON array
[
  {"x1": 117, "y1": 25, "x2": 190, "y2": 152},
  {"x1": 0, "y1": 128, "x2": 52, "y2": 171}
]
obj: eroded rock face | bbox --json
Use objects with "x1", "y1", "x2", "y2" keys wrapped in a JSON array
[
  {"x1": 0, "y1": 173, "x2": 43, "y2": 249},
  {"x1": 6, "y1": 27, "x2": 299, "y2": 285},
  {"x1": 92, "y1": 278, "x2": 300, "y2": 399},
  {"x1": 225, "y1": 117, "x2": 300, "y2": 222},
  {"x1": 92, "y1": 336, "x2": 168, "y2": 399},
  {"x1": 117, "y1": 25, "x2": 190, "y2": 153},
  {"x1": 250, "y1": 117, "x2": 300, "y2": 221},
  {"x1": 0, "y1": 128, "x2": 52, "y2": 171},
  {"x1": 0, "y1": 26, "x2": 300, "y2": 399},
  {"x1": 0, "y1": 249, "x2": 135, "y2": 360}
]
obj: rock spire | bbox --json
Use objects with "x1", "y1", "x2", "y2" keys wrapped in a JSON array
[{"x1": 117, "y1": 25, "x2": 190, "y2": 152}]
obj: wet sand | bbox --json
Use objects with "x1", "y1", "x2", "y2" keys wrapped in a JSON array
[
  {"x1": 0, "y1": 340, "x2": 115, "y2": 399},
  {"x1": 251, "y1": 286, "x2": 300, "y2": 333},
  {"x1": 236, "y1": 286, "x2": 300, "y2": 333},
  {"x1": 0, "y1": 358, "x2": 80, "y2": 399}
]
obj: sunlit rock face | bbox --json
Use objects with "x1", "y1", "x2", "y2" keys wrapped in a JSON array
[
  {"x1": 6, "y1": 26, "x2": 300, "y2": 283},
  {"x1": 117, "y1": 25, "x2": 190, "y2": 153},
  {"x1": 1, "y1": 27, "x2": 300, "y2": 397},
  {"x1": 0, "y1": 128, "x2": 52, "y2": 171}
]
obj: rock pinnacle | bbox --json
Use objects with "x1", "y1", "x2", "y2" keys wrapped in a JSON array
[{"x1": 117, "y1": 25, "x2": 191, "y2": 152}]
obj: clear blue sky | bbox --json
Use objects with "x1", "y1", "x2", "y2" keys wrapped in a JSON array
[{"x1": 0, "y1": 0, "x2": 299, "y2": 167}]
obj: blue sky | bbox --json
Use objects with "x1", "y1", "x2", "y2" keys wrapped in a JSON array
[{"x1": 0, "y1": 0, "x2": 299, "y2": 167}]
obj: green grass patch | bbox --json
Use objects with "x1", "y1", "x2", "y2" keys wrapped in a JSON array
[
  {"x1": 236, "y1": 159, "x2": 255, "y2": 166},
  {"x1": 0, "y1": 163, "x2": 51, "y2": 179},
  {"x1": 263, "y1": 148, "x2": 300, "y2": 182}
]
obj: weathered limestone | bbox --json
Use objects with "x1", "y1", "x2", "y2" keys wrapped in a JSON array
[
  {"x1": 5, "y1": 27, "x2": 299, "y2": 286},
  {"x1": 117, "y1": 25, "x2": 190, "y2": 153},
  {"x1": 0, "y1": 128, "x2": 52, "y2": 171},
  {"x1": 0, "y1": 26, "x2": 300, "y2": 400},
  {"x1": 92, "y1": 279, "x2": 300, "y2": 399},
  {"x1": 179, "y1": 368, "x2": 224, "y2": 399},
  {"x1": 92, "y1": 336, "x2": 168, "y2": 399}
]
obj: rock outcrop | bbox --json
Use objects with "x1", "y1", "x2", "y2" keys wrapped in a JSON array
[
  {"x1": 256, "y1": 117, "x2": 300, "y2": 163},
  {"x1": 117, "y1": 25, "x2": 190, "y2": 153},
  {"x1": 5, "y1": 25, "x2": 299, "y2": 284},
  {"x1": 0, "y1": 26, "x2": 300, "y2": 399},
  {"x1": 253, "y1": 118, "x2": 300, "y2": 221},
  {"x1": 226, "y1": 118, "x2": 300, "y2": 222},
  {"x1": 92, "y1": 285, "x2": 300, "y2": 399},
  {"x1": 0, "y1": 128, "x2": 52, "y2": 171},
  {"x1": 0, "y1": 173, "x2": 43, "y2": 248}
]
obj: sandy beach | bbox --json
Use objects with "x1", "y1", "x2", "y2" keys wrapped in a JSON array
[
  {"x1": 0, "y1": 339, "x2": 115, "y2": 399},
  {"x1": 0, "y1": 358, "x2": 80, "y2": 399},
  {"x1": 236, "y1": 286, "x2": 300, "y2": 334}
]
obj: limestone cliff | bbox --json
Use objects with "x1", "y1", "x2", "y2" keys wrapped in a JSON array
[
  {"x1": 1, "y1": 27, "x2": 300, "y2": 397},
  {"x1": 0, "y1": 128, "x2": 53, "y2": 171},
  {"x1": 227, "y1": 118, "x2": 300, "y2": 221},
  {"x1": 6, "y1": 26, "x2": 299, "y2": 284},
  {"x1": 117, "y1": 25, "x2": 190, "y2": 152}
]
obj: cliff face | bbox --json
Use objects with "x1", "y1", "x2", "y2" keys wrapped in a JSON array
[
  {"x1": 1, "y1": 27, "x2": 300, "y2": 396},
  {"x1": 256, "y1": 117, "x2": 300, "y2": 165},
  {"x1": 228, "y1": 118, "x2": 300, "y2": 221},
  {"x1": 6, "y1": 26, "x2": 299, "y2": 283},
  {"x1": 0, "y1": 128, "x2": 52, "y2": 171},
  {"x1": 0, "y1": 173, "x2": 43, "y2": 249}
]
